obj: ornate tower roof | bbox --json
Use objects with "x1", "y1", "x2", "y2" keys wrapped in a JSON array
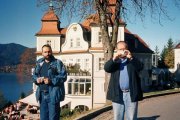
[{"x1": 36, "y1": 4, "x2": 61, "y2": 35}]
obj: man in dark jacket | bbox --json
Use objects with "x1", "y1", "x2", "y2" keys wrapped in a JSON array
[
  {"x1": 32, "y1": 44, "x2": 67, "y2": 120},
  {"x1": 104, "y1": 41, "x2": 143, "y2": 120}
]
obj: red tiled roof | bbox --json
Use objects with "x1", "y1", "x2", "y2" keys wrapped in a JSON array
[
  {"x1": 60, "y1": 14, "x2": 126, "y2": 36},
  {"x1": 60, "y1": 28, "x2": 67, "y2": 35},
  {"x1": 81, "y1": 14, "x2": 99, "y2": 28},
  {"x1": 124, "y1": 28, "x2": 132, "y2": 34},
  {"x1": 42, "y1": 9, "x2": 59, "y2": 21},
  {"x1": 36, "y1": 8, "x2": 61, "y2": 35},
  {"x1": 36, "y1": 22, "x2": 61, "y2": 35},
  {"x1": 60, "y1": 14, "x2": 151, "y2": 52},
  {"x1": 175, "y1": 43, "x2": 180, "y2": 49},
  {"x1": 81, "y1": 14, "x2": 126, "y2": 28}
]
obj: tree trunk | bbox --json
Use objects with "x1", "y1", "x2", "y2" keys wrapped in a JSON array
[{"x1": 95, "y1": 0, "x2": 122, "y2": 98}]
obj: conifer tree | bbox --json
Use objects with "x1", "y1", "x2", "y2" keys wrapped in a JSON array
[
  {"x1": 164, "y1": 38, "x2": 174, "y2": 68},
  {"x1": 158, "y1": 46, "x2": 168, "y2": 68}
]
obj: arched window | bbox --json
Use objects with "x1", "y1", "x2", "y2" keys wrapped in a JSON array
[{"x1": 68, "y1": 78, "x2": 91, "y2": 96}]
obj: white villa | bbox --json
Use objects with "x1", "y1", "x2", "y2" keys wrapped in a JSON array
[
  {"x1": 174, "y1": 43, "x2": 180, "y2": 71},
  {"x1": 173, "y1": 43, "x2": 180, "y2": 81},
  {"x1": 20, "y1": 1, "x2": 156, "y2": 110}
]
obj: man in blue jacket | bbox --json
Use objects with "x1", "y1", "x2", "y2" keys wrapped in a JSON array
[
  {"x1": 104, "y1": 41, "x2": 143, "y2": 120},
  {"x1": 32, "y1": 44, "x2": 67, "y2": 120}
]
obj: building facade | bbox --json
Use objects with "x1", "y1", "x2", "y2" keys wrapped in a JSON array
[
  {"x1": 174, "y1": 43, "x2": 180, "y2": 71},
  {"x1": 173, "y1": 43, "x2": 180, "y2": 82}
]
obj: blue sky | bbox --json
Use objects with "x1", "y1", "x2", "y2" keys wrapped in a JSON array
[{"x1": 0, "y1": 0, "x2": 179, "y2": 52}]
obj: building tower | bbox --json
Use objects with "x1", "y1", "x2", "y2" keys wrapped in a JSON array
[{"x1": 35, "y1": 3, "x2": 61, "y2": 59}]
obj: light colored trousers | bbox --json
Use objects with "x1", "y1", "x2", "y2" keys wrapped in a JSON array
[{"x1": 112, "y1": 92, "x2": 138, "y2": 120}]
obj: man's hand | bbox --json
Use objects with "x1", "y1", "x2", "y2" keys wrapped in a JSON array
[
  {"x1": 44, "y1": 78, "x2": 51, "y2": 84},
  {"x1": 113, "y1": 52, "x2": 121, "y2": 61},
  {"x1": 126, "y1": 50, "x2": 133, "y2": 60},
  {"x1": 113, "y1": 50, "x2": 128, "y2": 61}
]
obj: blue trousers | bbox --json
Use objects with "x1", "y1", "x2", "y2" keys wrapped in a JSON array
[
  {"x1": 40, "y1": 92, "x2": 60, "y2": 120},
  {"x1": 112, "y1": 92, "x2": 138, "y2": 120}
]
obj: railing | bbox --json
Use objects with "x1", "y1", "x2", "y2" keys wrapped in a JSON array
[{"x1": 67, "y1": 72, "x2": 91, "y2": 76}]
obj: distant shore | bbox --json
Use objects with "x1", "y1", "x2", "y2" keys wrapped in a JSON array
[{"x1": 0, "y1": 64, "x2": 34, "y2": 77}]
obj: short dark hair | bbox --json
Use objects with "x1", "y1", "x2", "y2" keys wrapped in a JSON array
[
  {"x1": 42, "y1": 44, "x2": 52, "y2": 51},
  {"x1": 116, "y1": 41, "x2": 128, "y2": 49}
]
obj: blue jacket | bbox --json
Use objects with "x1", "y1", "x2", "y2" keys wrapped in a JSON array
[{"x1": 32, "y1": 56, "x2": 67, "y2": 103}]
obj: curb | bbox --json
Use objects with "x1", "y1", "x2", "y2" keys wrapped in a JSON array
[
  {"x1": 143, "y1": 90, "x2": 180, "y2": 99},
  {"x1": 76, "y1": 105, "x2": 112, "y2": 120},
  {"x1": 75, "y1": 90, "x2": 180, "y2": 120}
]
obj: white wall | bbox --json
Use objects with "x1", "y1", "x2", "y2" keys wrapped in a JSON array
[
  {"x1": 117, "y1": 26, "x2": 124, "y2": 42},
  {"x1": 91, "y1": 52, "x2": 106, "y2": 108},
  {"x1": 91, "y1": 26, "x2": 125, "y2": 48},
  {"x1": 93, "y1": 77, "x2": 106, "y2": 108},
  {"x1": 174, "y1": 48, "x2": 180, "y2": 70},
  {"x1": 91, "y1": 27, "x2": 102, "y2": 47},
  {"x1": 61, "y1": 23, "x2": 89, "y2": 52},
  {"x1": 59, "y1": 53, "x2": 92, "y2": 72},
  {"x1": 66, "y1": 95, "x2": 92, "y2": 110},
  {"x1": 92, "y1": 53, "x2": 105, "y2": 77},
  {"x1": 36, "y1": 36, "x2": 60, "y2": 52}
]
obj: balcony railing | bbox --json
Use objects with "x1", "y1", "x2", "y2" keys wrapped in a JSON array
[{"x1": 67, "y1": 72, "x2": 91, "y2": 76}]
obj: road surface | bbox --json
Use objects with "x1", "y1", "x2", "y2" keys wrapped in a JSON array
[{"x1": 92, "y1": 93, "x2": 180, "y2": 120}]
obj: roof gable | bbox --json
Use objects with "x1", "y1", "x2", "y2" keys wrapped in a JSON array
[
  {"x1": 124, "y1": 28, "x2": 153, "y2": 53},
  {"x1": 175, "y1": 43, "x2": 180, "y2": 49}
]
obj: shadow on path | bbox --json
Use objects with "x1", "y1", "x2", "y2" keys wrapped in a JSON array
[{"x1": 138, "y1": 115, "x2": 160, "y2": 120}]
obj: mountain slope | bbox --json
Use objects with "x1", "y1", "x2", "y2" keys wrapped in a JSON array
[{"x1": 0, "y1": 43, "x2": 27, "y2": 66}]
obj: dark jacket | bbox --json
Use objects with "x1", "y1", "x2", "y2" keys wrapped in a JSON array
[
  {"x1": 104, "y1": 57, "x2": 143, "y2": 103},
  {"x1": 32, "y1": 56, "x2": 67, "y2": 103}
]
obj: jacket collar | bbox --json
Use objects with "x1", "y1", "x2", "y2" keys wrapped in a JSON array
[
  {"x1": 38, "y1": 55, "x2": 56, "y2": 66},
  {"x1": 39, "y1": 56, "x2": 56, "y2": 62}
]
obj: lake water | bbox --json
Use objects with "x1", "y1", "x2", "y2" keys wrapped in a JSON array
[{"x1": 0, "y1": 73, "x2": 32, "y2": 103}]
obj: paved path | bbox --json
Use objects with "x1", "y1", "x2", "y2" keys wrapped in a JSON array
[{"x1": 92, "y1": 93, "x2": 180, "y2": 120}]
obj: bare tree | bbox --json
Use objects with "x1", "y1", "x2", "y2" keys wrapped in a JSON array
[{"x1": 37, "y1": 0, "x2": 180, "y2": 94}]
